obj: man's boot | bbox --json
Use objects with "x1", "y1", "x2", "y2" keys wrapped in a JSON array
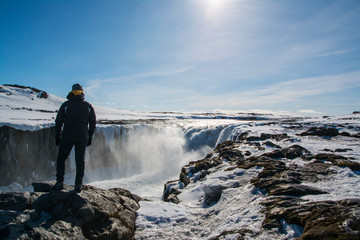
[
  {"x1": 52, "y1": 181, "x2": 64, "y2": 190},
  {"x1": 74, "y1": 184, "x2": 82, "y2": 193}
]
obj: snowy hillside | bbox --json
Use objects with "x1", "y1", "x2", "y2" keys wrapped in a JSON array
[
  {"x1": 0, "y1": 84, "x2": 285, "y2": 131},
  {"x1": 0, "y1": 84, "x2": 170, "y2": 129},
  {"x1": 0, "y1": 84, "x2": 64, "y2": 129},
  {"x1": 0, "y1": 84, "x2": 170, "y2": 130}
]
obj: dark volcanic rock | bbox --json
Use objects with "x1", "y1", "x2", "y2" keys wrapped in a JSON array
[
  {"x1": 246, "y1": 136, "x2": 262, "y2": 141},
  {"x1": 314, "y1": 153, "x2": 348, "y2": 161},
  {"x1": 209, "y1": 228, "x2": 254, "y2": 240},
  {"x1": 300, "y1": 127, "x2": 339, "y2": 137},
  {"x1": 243, "y1": 133, "x2": 289, "y2": 142},
  {"x1": 177, "y1": 141, "x2": 243, "y2": 187},
  {"x1": 262, "y1": 197, "x2": 360, "y2": 240},
  {"x1": 300, "y1": 161, "x2": 335, "y2": 182},
  {"x1": 313, "y1": 153, "x2": 360, "y2": 171},
  {"x1": 260, "y1": 133, "x2": 289, "y2": 141},
  {"x1": 0, "y1": 183, "x2": 141, "y2": 240},
  {"x1": 335, "y1": 148, "x2": 352, "y2": 152},
  {"x1": 268, "y1": 184, "x2": 327, "y2": 196},
  {"x1": 246, "y1": 156, "x2": 332, "y2": 196},
  {"x1": 340, "y1": 132, "x2": 352, "y2": 137},
  {"x1": 263, "y1": 145, "x2": 311, "y2": 159},
  {"x1": 163, "y1": 180, "x2": 181, "y2": 204},
  {"x1": 263, "y1": 141, "x2": 282, "y2": 149}
]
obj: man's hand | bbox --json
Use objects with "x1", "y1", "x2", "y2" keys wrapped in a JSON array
[{"x1": 87, "y1": 137, "x2": 92, "y2": 146}]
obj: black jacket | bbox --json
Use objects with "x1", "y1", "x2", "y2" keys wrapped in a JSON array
[{"x1": 55, "y1": 93, "x2": 96, "y2": 142}]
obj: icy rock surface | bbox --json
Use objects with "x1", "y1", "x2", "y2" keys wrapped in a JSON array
[
  {"x1": 0, "y1": 182, "x2": 141, "y2": 240},
  {"x1": 137, "y1": 122, "x2": 360, "y2": 240}
]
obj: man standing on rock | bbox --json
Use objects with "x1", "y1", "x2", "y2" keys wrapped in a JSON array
[{"x1": 52, "y1": 83, "x2": 96, "y2": 193}]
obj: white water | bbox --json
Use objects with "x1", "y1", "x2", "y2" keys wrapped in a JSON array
[{"x1": 63, "y1": 120, "x2": 243, "y2": 199}]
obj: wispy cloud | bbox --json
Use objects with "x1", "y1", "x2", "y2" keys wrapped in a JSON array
[
  {"x1": 176, "y1": 71, "x2": 360, "y2": 110},
  {"x1": 252, "y1": 71, "x2": 360, "y2": 101},
  {"x1": 92, "y1": 70, "x2": 360, "y2": 112},
  {"x1": 85, "y1": 66, "x2": 193, "y2": 95},
  {"x1": 84, "y1": 66, "x2": 194, "y2": 108},
  {"x1": 316, "y1": 48, "x2": 359, "y2": 58}
]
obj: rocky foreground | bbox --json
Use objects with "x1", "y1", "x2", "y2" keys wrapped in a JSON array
[
  {"x1": 0, "y1": 182, "x2": 141, "y2": 239},
  {"x1": 160, "y1": 126, "x2": 360, "y2": 239}
]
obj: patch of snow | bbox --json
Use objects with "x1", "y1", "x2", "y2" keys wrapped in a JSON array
[
  {"x1": 302, "y1": 166, "x2": 360, "y2": 202},
  {"x1": 280, "y1": 219, "x2": 304, "y2": 239},
  {"x1": 135, "y1": 167, "x2": 287, "y2": 239}
]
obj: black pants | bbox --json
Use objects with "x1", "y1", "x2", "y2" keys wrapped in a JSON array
[{"x1": 56, "y1": 140, "x2": 87, "y2": 185}]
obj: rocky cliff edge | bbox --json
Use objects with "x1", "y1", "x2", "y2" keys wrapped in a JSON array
[{"x1": 0, "y1": 182, "x2": 141, "y2": 240}]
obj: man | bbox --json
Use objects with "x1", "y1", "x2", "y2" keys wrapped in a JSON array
[{"x1": 52, "y1": 83, "x2": 96, "y2": 193}]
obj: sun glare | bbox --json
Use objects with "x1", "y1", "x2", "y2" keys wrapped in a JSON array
[
  {"x1": 203, "y1": 0, "x2": 228, "y2": 24},
  {"x1": 202, "y1": 0, "x2": 232, "y2": 26},
  {"x1": 205, "y1": 0, "x2": 224, "y2": 12},
  {"x1": 207, "y1": 0, "x2": 223, "y2": 7}
]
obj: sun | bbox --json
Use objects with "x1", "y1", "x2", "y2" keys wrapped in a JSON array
[
  {"x1": 207, "y1": 0, "x2": 223, "y2": 5},
  {"x1": 206, "y1": 0, "x2": 224, "y2": 9},
  {"x1": 203, "y1": 0, "x2": 228, "y2": 25}
]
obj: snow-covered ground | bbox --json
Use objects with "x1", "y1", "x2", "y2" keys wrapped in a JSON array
[
  {"x1": 1, "y1": 84, "x2": 360, "y2": 239},
  {"x1": 134, "y1": 117, "x2": 360, "y2": 240}
]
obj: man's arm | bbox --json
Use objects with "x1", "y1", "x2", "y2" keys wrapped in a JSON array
[
  {"x1": 55, "y1": 103, "x2": 66, "y2": 144},
  {"x1": 87, "y1": 104, "x2": 96, "y2": 146}
]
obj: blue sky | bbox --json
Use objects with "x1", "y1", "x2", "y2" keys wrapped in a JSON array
[{"x1": 1, "y1": 0, "x2": 359, "y2": 115}]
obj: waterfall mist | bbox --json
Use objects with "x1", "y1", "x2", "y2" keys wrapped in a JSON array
[{"x1": 65, "y1": 122, "x2": 239, "y2": 199}]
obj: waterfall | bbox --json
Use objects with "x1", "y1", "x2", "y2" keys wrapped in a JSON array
[
  {"x1": 1, "y1": 120, "x2": 244, "y2": 197},
  {"x1": 77, "y1": 123, "x2": 231, "y2": 182},
  {"x1": 73, "y1": 122, "x2": 241, "y2": 198}
]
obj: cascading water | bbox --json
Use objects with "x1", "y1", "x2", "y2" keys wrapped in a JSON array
[
  {"x1": 0, "y1": 119, "x2": 246, "y2": 198},
  {"x1": 64, "y1": 120, "x2": 242, "y2": 199}
]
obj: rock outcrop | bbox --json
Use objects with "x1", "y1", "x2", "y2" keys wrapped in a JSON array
[
  {"x1": 299, "y1": 126, "x2": 339, "y2": 137},
  {"x1": 299, "y1": 126, "x2": 360, "y2": 139},
  {"x1": 2, "y1": 84, "x2": 49, "y2": 99},
  {"x1": 262, "y1": 197, "x2": 360, "y2": 240},
  {"x1": 0, "y1": 182, "x2": 141, "y2": 239}
]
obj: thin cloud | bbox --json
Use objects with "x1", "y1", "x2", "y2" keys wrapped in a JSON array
[
  {"x1": 88, "y1": 66, "x2": 193, "y2": 86},
  {"x1": 86, "y1": 70, "x2": 360, "y2": 112},
  {"x1": 85, "y1": 66, "x2": 193, "y2": 96},
  {"x1": 253, "y1": 72, "x2": 360, "y2": 101},
  {"x1": 316, "y1": 48, "x2": 359, "y2": 58},
  {"x1": 178, "y1": 71, "x2": 360, "y2": 109}
]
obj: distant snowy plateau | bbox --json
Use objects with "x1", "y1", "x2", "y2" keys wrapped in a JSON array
[{"x1": 1, "y1": 84, "x2": 360, "y2": 239}]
